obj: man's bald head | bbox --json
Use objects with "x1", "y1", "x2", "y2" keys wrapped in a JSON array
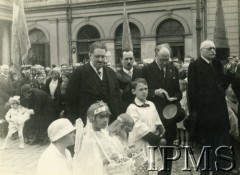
[{"x1": 155, "y1": 44, "x2": 170, "y2": 68}]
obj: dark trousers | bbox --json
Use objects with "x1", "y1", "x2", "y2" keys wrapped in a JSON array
[
  {"x1": 199, "y1": 132, "x2": 233, "y2": 175},
  {"x1": 159, "y1": 141, "x2": 174, "y2": 175}
]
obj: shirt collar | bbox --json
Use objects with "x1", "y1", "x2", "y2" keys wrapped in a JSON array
[
  {"x1": 134, "y1": 97, "x2": 149, "y2": 106},
  {"x1": 123, "y1": 67, "x2": 133, "y2": 75},
  {"x1": 201, "y1": 55, "x2": 210, "y2": 64},
  {"x1": 90, "y1": 62, "x2": 103, "y2": 74},
  {"x1": 155, "y1": 60, "x2": 166, "y2": 71}
]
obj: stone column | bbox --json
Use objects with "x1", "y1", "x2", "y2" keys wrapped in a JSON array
[
  {"x1": 105, "y1": 40, "x2": 115, "y2": 66},
  {"x1": 2, "y1": 23, "x2": 11, "y2": 65},
  {"x1": 58, "y1": 18, "x2": 69, "y2": 65},
  {"x1": 184, "y1": 34, "x2": 194, "y2": 58},
  {"x1": 49, "y1": 19, "x2": 59, "y2": 65},
  {"x1": 141, "y1": 37, "x2": 156, "y2": 62}
]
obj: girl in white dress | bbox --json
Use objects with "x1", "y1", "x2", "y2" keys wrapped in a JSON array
[{"x1": 73, "y1": 101, "x2": 135, "y2": 175}]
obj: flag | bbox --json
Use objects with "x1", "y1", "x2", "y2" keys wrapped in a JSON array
[
  {"x1": 213, "y1": 0, "x2": 229, "y2": 60},
  {"x1": 122, "y1": 0, "x2": 133, "y2": 51},
  {"x1": 11, "y1": 0, "x2": 31, "y2": 67}
]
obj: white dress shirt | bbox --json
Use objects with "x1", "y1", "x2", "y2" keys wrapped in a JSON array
[
  {"x1": 123, "y1": 67, "x2": 133, "y2": 77},
  {"x1": 90, "y1": 62, "x2": 103, "y2": 80}
]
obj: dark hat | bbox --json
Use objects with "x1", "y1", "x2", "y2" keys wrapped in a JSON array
[
  {"x1": 21, "y1": 84, "x2": 32, "y2": 95},
  {"x1": 162, "y1": 103, "x2": 185, "y2": 123}
]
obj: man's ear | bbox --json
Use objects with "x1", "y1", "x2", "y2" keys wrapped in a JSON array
[{"x1": 132, "y1": 89, "x2": 136, "y2": 95}]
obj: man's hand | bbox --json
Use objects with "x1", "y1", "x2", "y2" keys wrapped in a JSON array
[
  {"x1": 155, "y1": 88, "x2": 165, "y2": 98},
  {"x1": 159, "y1": 138, "x2": 167, "y2": 146}
]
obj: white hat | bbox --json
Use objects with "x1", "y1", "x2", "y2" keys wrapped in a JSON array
[
  {"x1": 52, "y1": 67, "x2": 61, "y2": 75},
  {"x1": 48, "y1": 118, "x2": 75, "y2": 142},
  {"x1": 9, "y1": 96, "x2": 20, "y2": 105}
]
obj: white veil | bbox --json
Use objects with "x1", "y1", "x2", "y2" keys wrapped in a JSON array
[{"x1": 73, "y1": 118, "x2": 110, "y2": 175}]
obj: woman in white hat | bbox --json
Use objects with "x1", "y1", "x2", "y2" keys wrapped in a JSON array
[
  {"x1": 44, "y1": 67, "x2": 62, "y2": 115},
  {"x1": 37, "y1": 118, "x2": 75, "y2": 175}
]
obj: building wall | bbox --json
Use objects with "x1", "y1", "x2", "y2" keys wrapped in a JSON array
[
  {"x1": 1, "y1": 0, "x2": 239, "y2": 65},
  {"x1": 44, "y1": 0, "x2": 197, "y2": 65},
  {"x1": 206, "y1": 0, "x2": 239, "y2": 56}
]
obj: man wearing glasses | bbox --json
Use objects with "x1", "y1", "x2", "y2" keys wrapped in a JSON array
[
  {"x1": 65, "y1": 41, "x2": 122, "y2": 125},
  {"x1": 116, "y1": 49, "x2": 142, "y2": 111},
  {"x1": 188, "y1": 40, "x2": 233, "y2": 175}
]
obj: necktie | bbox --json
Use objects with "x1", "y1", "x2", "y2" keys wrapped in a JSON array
[
  {"x1": 160, "y1": 68, "x2": 165, "y2": 78},
  {"x1": 209, "y1": 61, "x2": 213, "y2": 67},
  {"x1": 97, "y1": 69, "x2": 101, "y2": 78},
  {"x1": 128, "y1": 71, "x2": 132, "y2": 78}
]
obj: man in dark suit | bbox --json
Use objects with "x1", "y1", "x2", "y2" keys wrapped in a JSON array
[
  {"x1": 142, "y1": 44, "x2": 182, "y2": 175},
  {"x1": 116, "y1": 49, "x2": 142, "y2": 112},
  {"x1": 0, "y1": 65, "x2": 14, "y2": 104},
  {"x1": 65, "y1": 41, "x2": 122, "y2": 125},
  {"x1": 188, "y1": 40, "x2": 232, "y2": 175}
]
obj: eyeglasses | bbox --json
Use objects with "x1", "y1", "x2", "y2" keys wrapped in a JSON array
[
  {"x1": 204, "y1": 47, "x2": 216, "y2": 51},
  {"x1": 123, "y1": 57, "x2": 134, "y2": 61},
  {"x1": 94, "y1": 55, "x2": 106, "y2": 59}
]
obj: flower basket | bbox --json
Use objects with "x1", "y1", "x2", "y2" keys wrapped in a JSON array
[
  {"x1": 107, "y1": 158, "x2": 135, "y2": 175},
  {"x1": 132, "y1": 150, "x2": 147, "y2": 167}
]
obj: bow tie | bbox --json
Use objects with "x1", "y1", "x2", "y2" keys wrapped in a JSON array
[{"x1": 133, "y1": 101, "x2": 150, "y2": 108}]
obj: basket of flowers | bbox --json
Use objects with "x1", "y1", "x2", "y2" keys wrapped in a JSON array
[
  {"x1": 107, "y1": 154, "x2": 135, "y2": 175},
  {"x1": 132, "y1": 149, "x2": 147, "y2": 167}
]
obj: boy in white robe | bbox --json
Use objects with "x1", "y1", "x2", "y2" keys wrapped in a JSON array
[{"x1": 126, "y1": 78, "x2": 166, "y2": 174}]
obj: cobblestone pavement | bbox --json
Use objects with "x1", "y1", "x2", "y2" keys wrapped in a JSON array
[{"x1": 0, "y1": 137, "x2": 217, "y2": 175}]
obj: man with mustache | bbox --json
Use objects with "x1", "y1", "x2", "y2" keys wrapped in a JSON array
[
  {"x1": 116, "y1": 49, "x2": 142, "y2": 112},
  {"x1": 65, "y1": 41, "x2": 122, "y2": 125}
]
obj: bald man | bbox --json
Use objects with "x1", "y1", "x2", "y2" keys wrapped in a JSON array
[
  {"x1": 188, "y1": 40, "x2": 233, "y2": 175},
  {"x1": 142, "y1": 44, "x2": 182, "y2": 175}
]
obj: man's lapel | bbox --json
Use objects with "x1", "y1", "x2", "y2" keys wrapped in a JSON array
[{"x1": 85, "y1": 63, "x2": 104, "y2": 95}]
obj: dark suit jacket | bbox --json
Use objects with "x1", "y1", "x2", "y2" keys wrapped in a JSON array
[
  {"x1": 231, "y1": 65, "x2": 240, "y2": 101},
  {"x1": 116, "y1": 67, "x2": 142, "y2": 112},
  {"x1": 0, "y1": 75, "x2": 14, "y2": 103},
  {"x1": 65, "y1": 63, "x2": 122, "y2": 124},
  {"x1": 142, "y1": 61, "x2": 182, "y2": 142},
  {"x1": 188, "y1": 57, "x2": 230, "y2": 139}
]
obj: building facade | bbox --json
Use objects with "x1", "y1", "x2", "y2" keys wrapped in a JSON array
[{"x1": 0, "y1": 0, "x2": 239, "y2": 66}]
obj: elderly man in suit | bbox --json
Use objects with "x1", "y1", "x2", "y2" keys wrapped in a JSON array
[
  {"x1": 65, "y1": 41, "x2": 122, "y2": 125},
  {"x1": 188, "y1": 40, "x2": 233, "y2": 175},
  {"x1": 116, "y1": 49, "x2": 142, "y2": 111},
  {"x1": 142, "y1": 44, "x2": 182, "y2": 175}
]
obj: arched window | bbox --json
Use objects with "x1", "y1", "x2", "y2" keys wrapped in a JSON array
[
  {"x1": 28, "y1": 29, "x2": 50, "y2": 66},
  {"x1": 115, "y1": 22, "x2": 141, "y2": 64},
  {"x1": 77, "y1": 25, "x2": 100, "y2": 63},
  {"x1": 156, "y1": 19, "x2": 185, "y2": 60}
]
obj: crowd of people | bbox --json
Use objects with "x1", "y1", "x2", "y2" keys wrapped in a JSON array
[{"x1": 0, "y1": 40, "x2": 239, "y2": 175}]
